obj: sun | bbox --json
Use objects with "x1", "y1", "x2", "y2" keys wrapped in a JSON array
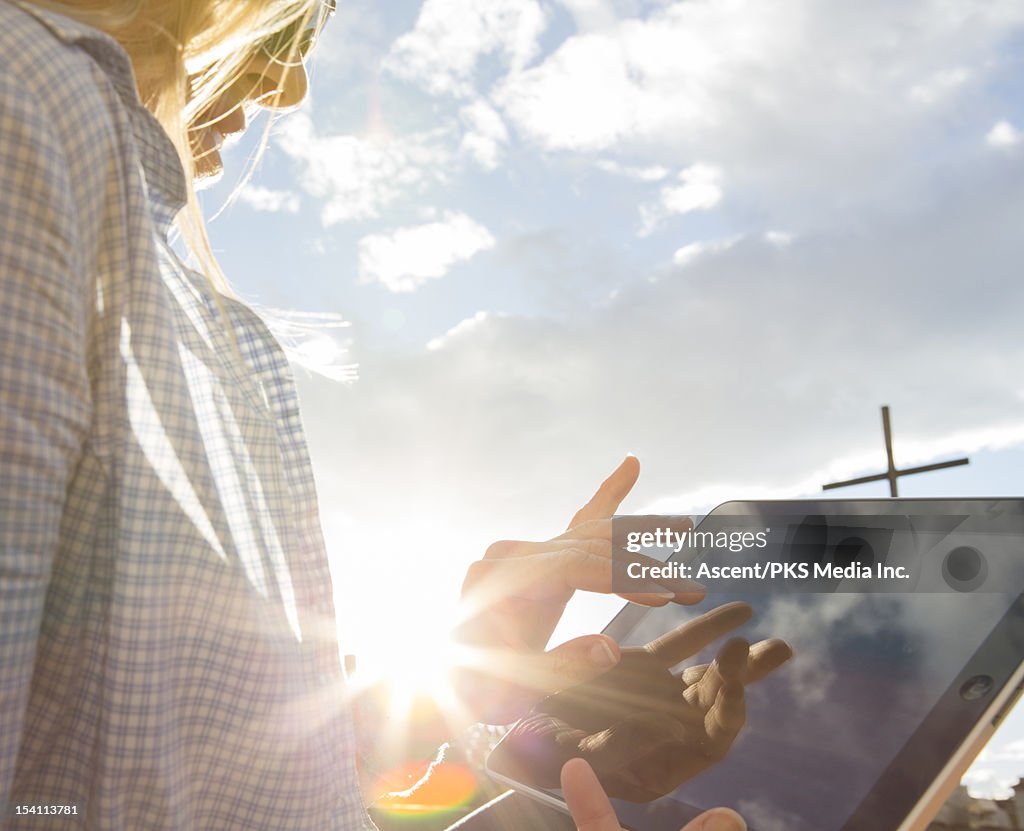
[
  {"x1": 346, "y1": 621, "x2": 475, "y2": 729},
  {"x1": 345, "y1": 625, "x2": 487, "y2": 813}
]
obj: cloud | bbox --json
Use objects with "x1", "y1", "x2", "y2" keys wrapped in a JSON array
[
  {"x1": 963, "y1": 768, "x2": 1022, "y2": 800},
  {"x1": 383, "y1": 0, "x2": 548, "y2": 97},
  {"x1": 493, "y1": 0, "x2": 1024, "y2": 225},
  {"x1": 908, "y1": 66, "x2": 972, "y2": 106},
  {"x1": 672, "y1": 237, "x2": 736, "y2": 267},
  {"x1": 236, "y1": 185, "x2": 301, "y2": 213},
  {"x1": 640, "y1": 163, "x2": 723, "y2": 235},
  {"x1": 356, "y1": 212, "x2": 496, "y2": 292},
  {"x1": 427, "y1": 310, "x2": 492, "y2": 351},
  {"x1": 494, "y1": 0, "x2": 802, "y2": 153},
  {"x1": 276, "y1": 113, "x2": 450, "y2": 226},
  {"x1": 987, "y1": 738, "x2": 1024, "y2": 762},
  {"x1": 262, "y1": 0, "x2": 1024, "y2": 681},
  {"x1": 495, "y1": 30, "x2": 636, "y2": 152},
  {"x1": 594, "y1": 159, "x2": 670, "y2": 182},
  {"x1": 763, "y1": 230, "x2": 796, "y2": 248},
  {"x1": 458, "y1": 99, "x2": 510, "y2": 170},
  {"x1": 301, "y1": 152, "x2": 1024, "y2": 566},
  {"x1": 987, "y1": 120, "x2": 1022, "y2": 148}
]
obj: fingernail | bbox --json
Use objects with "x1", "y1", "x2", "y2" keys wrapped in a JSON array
[
  {"x1": 701, "y1": 808, "x2": 746, "y2": 831},
  {"x1": 590, "y1": 640, "x2": 618, "y2": 668},
  {"x1": 655, "y1": 591, "x2": 676, "y2": 600}
]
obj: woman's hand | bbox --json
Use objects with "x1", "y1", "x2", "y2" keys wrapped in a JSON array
[
  {"x1": 494, "y1": 602, "x2": 791, "y2": 801},
  {"x1": 453, "y1": 457, "x2": 705, "y2": 723},
  {"x1": 562, "y1": 758, "x2": 746, "y2": 831}
]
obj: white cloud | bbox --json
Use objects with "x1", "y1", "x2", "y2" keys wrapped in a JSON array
[
  {"x1": 558, "y1": 0, "x2": 619, "y2": 32},
  {"x1": 303, "y1": 160, "x2": 1024, "y2": 568},
  {"x1": 427, "y1": 310, "x2": 492, "y2": 351},
  {"x1": 660, "y1": 165, "x2": 723, "y2": 213},
  {"x1": 493, "y1": 0, "x2": 1024, "y2": 226},
  {"x1": 963, "y1": 768, "x2": 1022, "y2": 800},
  {"x1": 458, "y1": 99, "x2": 510, "y2": 170},
  {"x1": 987, "y1": 120, "x2": 1021, "y2": 148},
  {"x1": 357, "y1": 212, "x2": 496, "y2": 292},
  {"x1": 987, "y1": 738, "x2": 1024, "y2": 762},
  {"x1": 495, "y1": 31, "x2": 636, "y2": 152},
  {"x1": 594, "y1": 159, "x2": 670, "y2": 182},
  {"x1": 236, "y1": 185, "x2": 301, "y2": 213},
  {"x1": 255, "y1": 0, "x2": 1024, "y2": 689},
  {"x1": 764, "y1": 230, "x2": 796, "y2": 247},
  {"x1": 276, "y1": 113, "x2": 450, "y2": 226},
  {"x1": 671, "y1": 237, "x2": 735, "y2": 267},
  {"x1": 641, "y1": 163, "x2": 723, "y2": 235},
  {"x1": 384, "y1": 0, "x2": 548, "y2": 97},
  {"x1": 908, "y1": 66, "x2": 972, "y2": 105},
  {"x1": 493, "y1": 0, "x2": 795, "y2": 153}
]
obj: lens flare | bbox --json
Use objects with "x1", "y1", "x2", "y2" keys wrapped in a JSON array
[{"x1": 371, "y1": 758, "x2": 479, "y2": 817}]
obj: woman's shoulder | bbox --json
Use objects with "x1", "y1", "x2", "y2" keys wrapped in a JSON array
[
  {"x1": 0, "y1": 1, "x2": 139, "y2": 134},
  {"x1": 0, "y1": 2, "x2": 153, "y2": 236}
]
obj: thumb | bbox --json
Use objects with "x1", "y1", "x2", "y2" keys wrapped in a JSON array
[
  {"x1": 681, "y1": 809, "x2": 747, "y2": 831},
  {"x1": 451, "y1": 636, "x2": 620, "y2": 724},
  {"x1": 561, "y1": 758, "x2": 622, "y2": 831}
]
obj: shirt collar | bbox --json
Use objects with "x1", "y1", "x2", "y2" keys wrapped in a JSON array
[{"x1": 14, "y1": 1, "x2": 189, "y2": 234}]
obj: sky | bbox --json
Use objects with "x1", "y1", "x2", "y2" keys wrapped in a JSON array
[{"x1": 199, "y1": 0, "x2": 1024, "y2": 801}]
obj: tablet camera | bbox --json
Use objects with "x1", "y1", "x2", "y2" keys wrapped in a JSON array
[
  {"x1": 942, "y1": 545, "x2": 988, "y2": 592},
  {"x1": 959, "y1": 674, "x2": 994, "y2": 701},
  {"x1": 826, "y1": 523, "x2": 905, "y2": 592}
]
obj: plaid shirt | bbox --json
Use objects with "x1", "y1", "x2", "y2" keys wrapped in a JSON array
[{"x1": 0, "y1": 3, "x2": 374, "y2": 828}]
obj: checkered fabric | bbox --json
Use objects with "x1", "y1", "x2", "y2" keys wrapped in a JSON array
[{"x1": 0, "y1": 2, "x2": 374, "y2": 828}]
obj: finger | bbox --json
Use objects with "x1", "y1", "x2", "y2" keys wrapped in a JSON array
[
  {"x1": 534, "y1": 635, "x2": 622, "y2": 694},
  {"x1": 485, "y1": 520, "x2": 614, "y2": 563},
  {"x1": 681, "y1": 638, "x2": 793, "y2": 688},
  {"x1": 685, "y1": 639, "x2": 749, "y2": 710},
  {"x1": 554, "y1": 518, "x2": 612, "y2": 542},
  {"x1": 485, "y1": 536, "x2": 612, "y2": 561},
  {"x1": 451, "y1": 635, "x2": 621, "y2": 721},
  {"x1": 643, "y1": 602, "x2": 752, "y2": 669},
  {"x1": 705, "y1": 680, "x2": 746, "y2": 750},
  {"x1": 557, "y1": 520, "x2": 705, "y2": 602},
  {"x1": 465, "y1": 549, "x2": 702, "y2": 603},
  {"x1": 681, "y1": 808, "x2": 747, "y2": 831},
  {"x1": 557, "y1": 517, "x2": 696, "y2": 544},
  {"x1": 561, "y1": 758, "x2": 623, "y2": 831},
  {"x1": 462, "y1": 549, "x2": 611, "y2": 601},
  {"x1": 617, "y1": 592, "x2": 678, "y2": 607},
  {"x1": 483, "y1": 535, "x2": 701, "y2": 602},
  {"x1": 580, "y1": 712, "x2": 689, "y2": 795},
  {"x1": 716, "y1": 638, "x2": 750, "y2": 683},
  {"x1": 746, "y1": 638, "x2": 793, "y2": 683},
  {"x1": 568, "y1": 456, "x2": 641, "y2": 530},
  {"x1": 680, "y1": 663, "x2": 708, "y2": 688}
]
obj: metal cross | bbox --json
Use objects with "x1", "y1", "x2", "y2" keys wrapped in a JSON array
[{"x1": 823, "y1": 406, "x2": 970, "y2": 497}]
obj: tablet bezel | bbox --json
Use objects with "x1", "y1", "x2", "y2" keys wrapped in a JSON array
[{"x1": 485, "y1": 497, "x2": 1024, "y2": 831}]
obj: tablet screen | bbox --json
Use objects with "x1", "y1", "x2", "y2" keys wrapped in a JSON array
[
  {"x1": 492, "y1": 499, "x2": 1024, "y2": 831},
  {"x1": 610, "y1": 590, "x2": 1019, "y2": 831}
]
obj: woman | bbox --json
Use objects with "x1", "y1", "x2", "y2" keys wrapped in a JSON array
[{"x1": 0, "y1": 1, "x2": 766, "y2": 828}]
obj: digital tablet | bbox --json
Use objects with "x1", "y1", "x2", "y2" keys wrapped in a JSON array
[{"x1": 486, "y1": 498, "x2": 1024, "y2": 831}]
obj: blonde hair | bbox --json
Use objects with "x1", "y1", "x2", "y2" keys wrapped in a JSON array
[{"x1": 28, "y1": 0, "x2": 321, "y2": 295}]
